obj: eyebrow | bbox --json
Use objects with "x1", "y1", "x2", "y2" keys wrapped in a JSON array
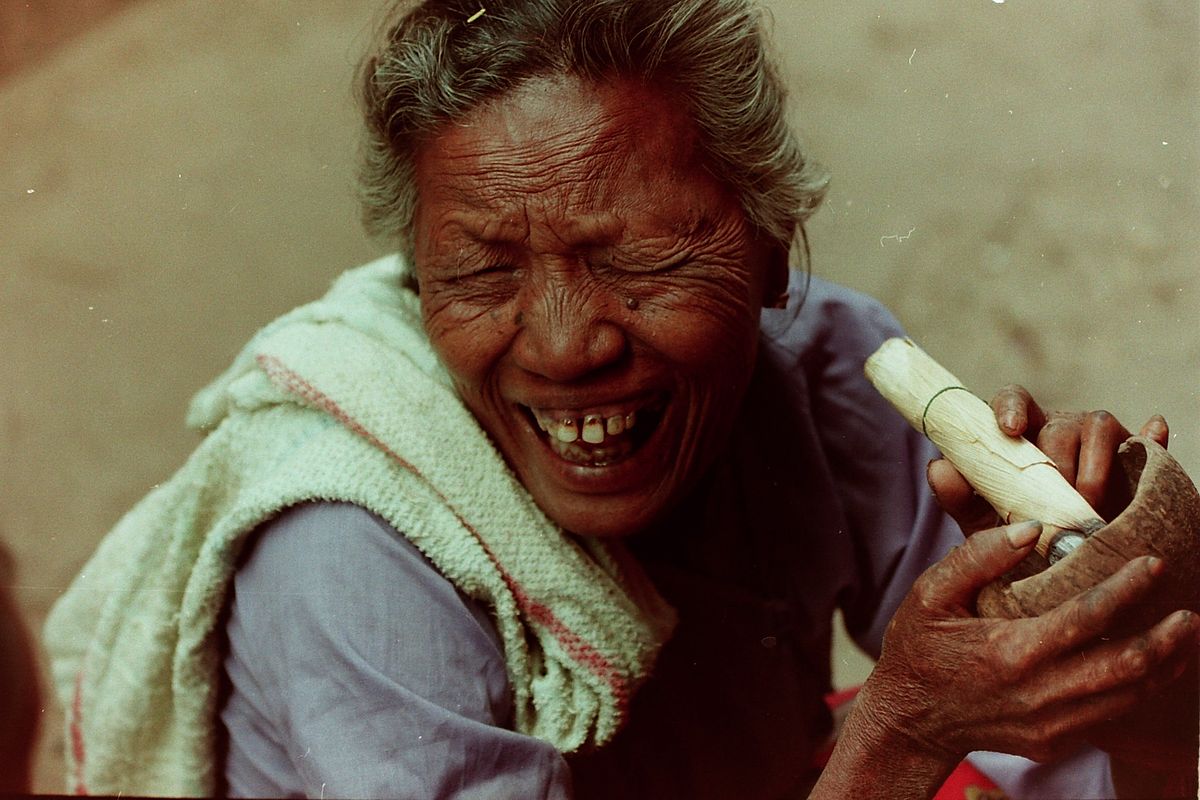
[
  {"x1": 437, "y1": 214, "x2": 526, "y2": 245},
  {"x1": 438, "y1": 211, "x2": 628, "y2": 249}
]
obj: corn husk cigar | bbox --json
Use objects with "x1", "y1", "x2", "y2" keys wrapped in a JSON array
[{"x1": 865, "y1": 337, "x2": 1105, "y2": 560}]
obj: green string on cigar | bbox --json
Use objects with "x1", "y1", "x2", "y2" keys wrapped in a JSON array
[{"x1": 921, "y1": 386, "x2": 978, "y2": 438}]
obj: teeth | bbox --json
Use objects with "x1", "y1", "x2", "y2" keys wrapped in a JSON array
[
  {"x1": 548, "y1": 430, "x2": 637, "y2": 466},
  {"x1": 582, "y1": 415, "x2": 605, "y2": 444},
  {"x1": 554, "y1": 418, "x2": 578, "y2": 443},
  {"x1": 530, "y1": 406, "x2": 643, "y2": 447}
]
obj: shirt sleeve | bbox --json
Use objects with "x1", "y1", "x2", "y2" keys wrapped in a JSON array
[
  {"x1": 221, "y1": 502, "x2": 572, "y2": 800},
  {"x1": 772, "y1": 276, "x2": 964, "y2": 658},
  {"x1": 968, "y1": 747, "x2": 1115, "y2": 799}
]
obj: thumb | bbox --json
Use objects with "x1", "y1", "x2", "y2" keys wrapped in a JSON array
[{"x1": 921, "y1": 521, "x2": 1042, "y2": 612}]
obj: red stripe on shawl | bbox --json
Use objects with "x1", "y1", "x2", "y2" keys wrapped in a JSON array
[
  {"x1": 256, "y1": 354, "x2": 632, "y2": 720},
  {"x1": 71, "y1": 668, "x2": 88, "y2": 794}
]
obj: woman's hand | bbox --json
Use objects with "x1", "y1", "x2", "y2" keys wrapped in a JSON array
[
  {"x1": 865, "y1": 520, "x2": 1197, "y2": 757},
  {"x1": 918, "y1": 388, "x2": 1197, "y2": 794},
  {"x1": 813, "y1": 521, "x2": 1198, "y2": 799}
]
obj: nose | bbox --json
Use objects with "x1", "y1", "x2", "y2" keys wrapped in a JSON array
[{"x1": 511, "y1": 271, "x2": 628, "y2": 382}]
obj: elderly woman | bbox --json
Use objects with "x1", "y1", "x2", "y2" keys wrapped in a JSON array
[{"x1": 45, "y1": 1, "x2": 1196, "y2": 798}]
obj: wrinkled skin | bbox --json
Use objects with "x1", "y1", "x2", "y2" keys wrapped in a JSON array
[
  {"x1": 811, "y1": 394, "x2": 1198, "y2": 798},
  {"x1": 412, "y1": 75, "x2": 784, "y2": 538}
]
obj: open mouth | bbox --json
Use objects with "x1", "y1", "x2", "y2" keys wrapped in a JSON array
[{"x1": 520, "y1": 396, "x2": 667, "y2": 467}]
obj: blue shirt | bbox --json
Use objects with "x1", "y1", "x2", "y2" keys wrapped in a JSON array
[{"x1": 221, "y1": 275, "x2": 1113, "y2": 798}]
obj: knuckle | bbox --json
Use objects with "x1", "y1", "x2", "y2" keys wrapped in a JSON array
[
  {"x1": 905, "y1": 579, "x2": 942, "y2": 618},
  {"x1": 955, "y1": 552, "x2": 986, "y2": 585},
  {"x1": 1030, "y1": 719, "x2": 1077, "y2": 762},
  {"x1": 916, "y1": 593, "x2": 940, "y2": 617},
  {"x1": 990, "y1": 633, "x2": 1035, "y2": 683},
  {"x1": 1074, "y1": 584, "x2": 1109, "y2": 620},
  {"x1": 1120, "y1": 640, "x2": 1151, "y2": 679},
  {"x1": 1054, "y1": 613, "x2": 1092, "y2": 651},
  {"x1": 1058, "y1": 600, "x2": 1094, "y2": 639}
]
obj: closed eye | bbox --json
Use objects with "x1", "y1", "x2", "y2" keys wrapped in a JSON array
[{"x1": 458, "y1": 262, "x2": 518, "y2": 278}]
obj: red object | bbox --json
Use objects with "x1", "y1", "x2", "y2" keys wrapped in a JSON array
[{"x1": 933, "y1": 758, "x2": 1006, "y2": 800}]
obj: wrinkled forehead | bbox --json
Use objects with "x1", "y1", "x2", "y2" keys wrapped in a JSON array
[{"x1": 412, "y1": 74, "x2": 714, "y2": 225}]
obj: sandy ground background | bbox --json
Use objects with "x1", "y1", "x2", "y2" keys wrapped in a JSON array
[{"x1": 2, "y1": 0, "x2": 1196, "y2": 791}]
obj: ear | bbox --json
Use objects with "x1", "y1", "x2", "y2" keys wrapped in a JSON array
[{"x1": 760, "y1": 240, "x2": 791, "y2": 310}]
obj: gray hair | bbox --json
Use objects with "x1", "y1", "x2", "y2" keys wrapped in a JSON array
[{"x1": 356, "y1": 0, "x2": 829, "y2": 263}]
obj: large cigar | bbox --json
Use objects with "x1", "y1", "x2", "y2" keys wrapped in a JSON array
[{"x1": 865, "y1": 337, "x2": 1104, "y2": 562}]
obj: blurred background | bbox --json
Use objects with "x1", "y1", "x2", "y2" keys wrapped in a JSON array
[{"x1": 2, "y1": 0, "x2": 1196, "y2": 791}]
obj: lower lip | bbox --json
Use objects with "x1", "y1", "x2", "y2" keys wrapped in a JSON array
[{"x1": 521, "y1": 405, "x2": 672, "y2": 495}]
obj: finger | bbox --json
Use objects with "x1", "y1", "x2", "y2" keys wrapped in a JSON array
[
  {"x1": 984, "y1": 556, "x2": 1166, "y2": 676},
  {"x1": 1075, "y1": 410, "x2": 1131, "y2": 513},
  {"x1": 1086, "y1": 656, "x2": 1199, "y2": 761},
  {"x1": 1036, "y1": 412, "x2": 1084, "y2": 487},
  {"x1": 975, "y1": 678, "x2": 1173, "y2": 764},
  {"x1": 927, "y1": 458, "x2": 1000, "y2": 534},
  {"x1": 991, "y1": 384, "x2": 1047, "y2": 438},
  {"x1": 918, "y1": 521, "x2": 1042, "y2": 612},
  {"x1": 1030, "y1": 555, "x2": 1166, "y2": 658},
  {"x1": 1139, "y1": 414, "x2": 1170, "y2": 448},
  {"x1": 987, "y1": 615, "x2": 1198, "y2": 764},
  {"x1": 1027, "y1": 607, "x2": 1199, "y2": 707},
  {"x1": 1003, "y1": 685, "x2": 1147, "y2": 763}
]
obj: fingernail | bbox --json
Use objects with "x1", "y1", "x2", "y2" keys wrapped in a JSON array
[
  {"x1": 1145, "y1": 556, "x2": 1165, "y2": 576},
  {"x1": 1000, "y1": 411, "x2": 1019, "y2": 433},
  {"x1": 1172, "y1": 611, "x2": 1200, "y2": 647},
  {"x1": 1007, "y1": 520, "x2": 1042, "y2": 548}
]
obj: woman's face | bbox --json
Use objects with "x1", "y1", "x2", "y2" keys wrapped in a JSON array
[{"x1": 412, "y1": 75, "x2": 785, "y2": 537}]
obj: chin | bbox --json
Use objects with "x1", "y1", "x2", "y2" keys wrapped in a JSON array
[{"x1": 532, "y1": 487, "x2": 673, "y2": 539}]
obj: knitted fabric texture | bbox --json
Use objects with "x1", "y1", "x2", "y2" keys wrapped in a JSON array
[{"x1": 42, "y1": 255, "x2": 676, "y2": 796}]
